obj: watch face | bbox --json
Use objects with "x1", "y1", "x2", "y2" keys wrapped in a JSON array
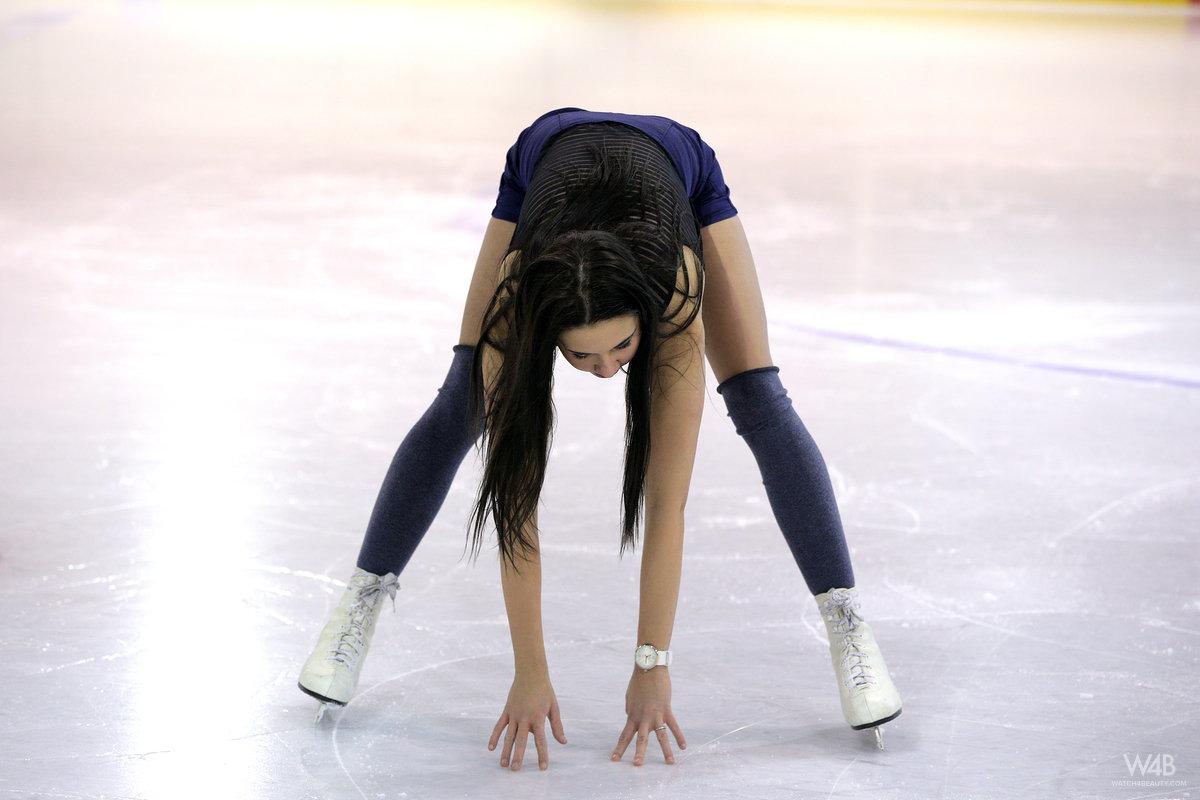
[{"x1": 635, "y1": 644, "x2": 656, "y2": 669}]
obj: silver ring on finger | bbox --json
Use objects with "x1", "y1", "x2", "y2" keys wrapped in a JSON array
[{"x1": 655, "y1": 725, "x2": 667, "y2": 732}]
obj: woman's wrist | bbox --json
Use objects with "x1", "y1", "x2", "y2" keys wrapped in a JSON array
[
  {"x1": 515, "y1": 652, "x2": 550, "y2": 677},
  {"x1": 631, "y1": 664, "x2": 670, "y2": 681}
]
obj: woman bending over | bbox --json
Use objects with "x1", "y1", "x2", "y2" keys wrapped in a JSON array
[{"x1": 297, "y1": 107, "x2": 903, "y2": 769}]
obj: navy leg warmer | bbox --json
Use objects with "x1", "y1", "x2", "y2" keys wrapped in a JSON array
[
  {"x1": 715, "y1": 365, "x2": 855, "y2": 595},
  {"x1": 355, "y1": 344, "x2": 481, "y2": 576}
]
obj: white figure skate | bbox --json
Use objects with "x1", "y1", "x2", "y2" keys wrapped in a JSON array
[
  {"x1": 814, "y1": 587, "x2": 903, "y2": 750},
  {"x1": 297, "y1": 567, "x2": 400, "y2": 722}
]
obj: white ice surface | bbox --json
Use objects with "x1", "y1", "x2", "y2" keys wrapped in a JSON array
[{"x1": 1, "y1": 2, "x2": 1198, "y2": 799}]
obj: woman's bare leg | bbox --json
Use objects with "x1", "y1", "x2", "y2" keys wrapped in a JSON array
[
  {"x1": 696, "y1": 215, "x2": 774, "y2": 383},
  {"x1": 459, "y1": 216, "x2": 517, "y2": 346}
]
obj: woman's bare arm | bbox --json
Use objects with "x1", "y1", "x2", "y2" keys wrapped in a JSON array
[
  {"x1": 638, "y1": 246, "x2": 706, "y2": 652},
  {"x1": 480, "y1": 298, "x2": 548, "y2": 676},
  {"x1": 500, "y1": 509, "x2": 548, "y2": 676},
  {"x1": 610, "y1": 248, "x2": 703, "y2": 768}
]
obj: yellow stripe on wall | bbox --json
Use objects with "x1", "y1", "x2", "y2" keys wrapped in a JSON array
[{"x1": 159, "y1": 0, "x2": 1200, "y2": 31}]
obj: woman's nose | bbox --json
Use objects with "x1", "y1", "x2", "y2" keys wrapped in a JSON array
[{"x1": 593, "y1": 359, "x2": 619, "y2": 378}]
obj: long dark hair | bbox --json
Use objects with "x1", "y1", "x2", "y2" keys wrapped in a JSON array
[{"x1": 463, "y1": 137, "x2": 705, "y2": 572}]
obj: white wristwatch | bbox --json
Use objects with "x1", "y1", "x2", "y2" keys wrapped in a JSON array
[{"x1": 634, "y1": 643, "x2": 673, "y2": 671}]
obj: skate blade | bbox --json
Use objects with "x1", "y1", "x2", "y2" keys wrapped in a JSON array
[
  {"x1": 849, "y1": 706, "x2": 901, "y2": 750},
  {"x1": 849, "y1": 706, "x2": 902, "y2": 730},
  {"x1": 297, "y1": 680, "x2": 348, "y2": 724}
]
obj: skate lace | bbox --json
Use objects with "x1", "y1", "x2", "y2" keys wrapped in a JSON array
[
  {"x1": 821, "y1": 589, "x2": 876, "y2": 692},
  {"x1": 330, "y1": 572, "x2": 400, "y2": 668}
]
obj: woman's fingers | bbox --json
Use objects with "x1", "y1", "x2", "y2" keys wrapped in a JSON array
[
  {"x1": 511, "y1": 721, "x2": 529, "y2": 771},
  {"x1": 500, "y1": 719, "x2": 517, "y2": 768},
  {"x1": 548, "y1": 699, "x2": 568, "y2": 745},
  {"x1": 665, "y1": 709, "x2": 687, "y2": 750},
  {"x1": 654, "y1": 721, "x2": 675, "y2": 764},
  {"x1": 533, "y1": 724, "x2": 549, "y2": 770},
  {"x1": 610, "y1": 713, "x2": 684, "y2": 766},
  {"x1": 488, "y1": 712, "x2": 508, "y2": 751},
  {"x1": 611, "y1": 719, "x2": 636, "y2": 761},
  {"x1": 632, "y1": 723, "x2": 650, "y2": 766}
]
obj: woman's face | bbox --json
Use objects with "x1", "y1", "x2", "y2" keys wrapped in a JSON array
[{"x1": 557, "y1": 313, "x2": 641, "y2": 379}]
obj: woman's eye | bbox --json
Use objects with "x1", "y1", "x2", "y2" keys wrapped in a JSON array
[{"x1": 570, "y1": 339, "x2": 631, "y2": 359}]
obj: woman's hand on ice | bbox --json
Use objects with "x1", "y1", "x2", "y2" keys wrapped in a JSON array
[
  {"x1": 611, "y1": 666, "x2": 687, "y2": 766},
  {"x1": 488, "y1": 670, "x2": 567, "y2": 771}
]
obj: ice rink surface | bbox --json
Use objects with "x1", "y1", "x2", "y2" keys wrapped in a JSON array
[{"x1": 2, "y1": 0, "x2": 1198, "y2": 798}]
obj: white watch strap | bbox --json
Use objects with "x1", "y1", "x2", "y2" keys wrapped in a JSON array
[{"x1": 656, "y1": 649, "x2": 673, "y2": 667}]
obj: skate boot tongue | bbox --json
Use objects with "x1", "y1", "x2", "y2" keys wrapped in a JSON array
[
  {"x1": 348, "y1": 570, "x2": 400, "y2": 614},
  {"x1": 820, "y1": 589, "x2": 876, "y2": 691},
  {"x1": 333, "y1": 572, "x2": 401, "y2": 666}
]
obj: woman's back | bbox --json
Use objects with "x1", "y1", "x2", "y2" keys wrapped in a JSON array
[{"x1": 511, "y1": 121, "x2": 703, "y2": 263}]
